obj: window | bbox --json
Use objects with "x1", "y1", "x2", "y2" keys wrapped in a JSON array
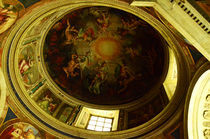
[{"x1": 87, "y1": 115, "x2": 113, "y2": 131}]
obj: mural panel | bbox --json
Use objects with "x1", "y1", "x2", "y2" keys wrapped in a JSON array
[
  {"x1": 57, "y1": 104, "x2": 74, "y2": 123},
  {"x1": 44, "y1": 6, "x2": 165, "y2": 105},
  {"x1": 18, "y1": 46, "x2": 40, "y2": 86},
  {"x1": 36, "y1": 89, "x2": 61, "y2": 115}
]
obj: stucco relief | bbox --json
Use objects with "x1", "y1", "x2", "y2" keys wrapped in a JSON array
[
  {"x1": 204, "y1": 110, "x2": 210, "y2": 120},
  {"x1": 187, "y1": 63, "x2": 210, "y2": 139},
  {"x1": 203, "y1": 129, "x2": 210, "y2": 139},
  {"x1": 203, "y1": 92, "x2": 210, "y2": 138}
]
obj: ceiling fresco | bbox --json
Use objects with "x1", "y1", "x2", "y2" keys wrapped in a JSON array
[{"x1": 44, "y1": 6, "x2": 165, "y2": 105}]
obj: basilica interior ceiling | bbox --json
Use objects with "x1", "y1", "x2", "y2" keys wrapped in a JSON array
[{"x1": 0, "y1": 0, "x2": 209, "y2": 139}]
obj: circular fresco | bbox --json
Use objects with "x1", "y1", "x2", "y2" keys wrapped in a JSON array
[
  {"x1": 0, "y1": 122, "x2": 41, "y2": 139},
  {"x1": 44, "y1": 6, "x2": 165, "y2": 105}
]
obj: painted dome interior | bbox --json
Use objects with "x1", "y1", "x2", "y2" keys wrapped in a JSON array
[{"x1": 44, "y1": 6, "x2": 166, "y2": 105}]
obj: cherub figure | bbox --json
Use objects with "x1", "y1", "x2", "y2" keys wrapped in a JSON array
[
  {"x1": 63, "y1": 54, "x2": 80, "y2": 78},
  {"x1": 65, "y1": 19, "x2": 78, "y2": 44},
  {"x1": 78, "y1": 28, "x2": 95, "y2": 42},
  {"x1": 121, "y1": 17, "x2": 140, "y2": 31},
  {"x1": 83, "y1": 28, "x2": 95, "y2": 41},
  {"x1": 97, "y1": 13, "x2": 109, "y2": 32}
]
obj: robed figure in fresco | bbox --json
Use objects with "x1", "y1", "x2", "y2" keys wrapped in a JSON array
[{"x1": 38, "y1": 92, "x2": 58, "y2": 114}]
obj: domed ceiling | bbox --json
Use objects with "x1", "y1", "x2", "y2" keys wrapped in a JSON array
[
  {"x1": 44, "y1": 6, "x2": 165, "y2": 105},
  {"x1": 1, "y1": 0, "x2": 194, "y2": 138},
  {"x1": 1, "y1": 0, "x2": 207, "y2": 138}
]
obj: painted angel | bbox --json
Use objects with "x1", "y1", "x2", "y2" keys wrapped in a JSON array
[
  {"x1": 63, "y1": 54, "x2": 80, "y2": 78},
  {"x1": 65, "y1": 19, "x2": 78, "y2": 44}
]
